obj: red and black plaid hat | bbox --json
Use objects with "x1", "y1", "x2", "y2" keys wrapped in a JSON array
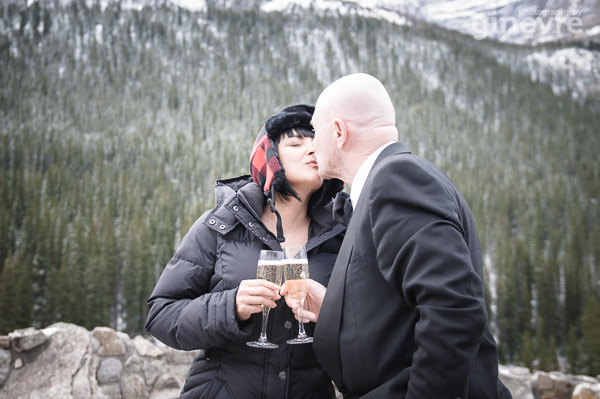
[
  {"x1": 249, "y1": 104, "x2": 315, "y2": 242},
  {"x1": 249, "y1": 125, "x2": 285, "y2": 201},
  {"x1": 250, "y1": 104, "x2": 314, "y2": 196}
]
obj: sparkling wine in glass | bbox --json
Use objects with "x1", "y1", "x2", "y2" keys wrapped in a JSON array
[
  {"x1": 247, "y1": 250, "x2": 283, "y2": 349},
  {"x1": 283, "y1": 245, "x2": 313, "y2": 344}
]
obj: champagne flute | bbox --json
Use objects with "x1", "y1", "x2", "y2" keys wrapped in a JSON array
[
  {"x1": 246, "y1": 250, "x2": 283, "y2": 349},
  {"x1": 282, "y1": 245, "x2": 313, "y2": 344}
]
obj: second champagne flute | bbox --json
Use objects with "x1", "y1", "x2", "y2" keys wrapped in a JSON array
[
  {"x1": 246, "y1": 250, "x2": 282, "y2": 349},
  {"x1": 283, "y1": 245, "x2": 313, "y2": 344}
]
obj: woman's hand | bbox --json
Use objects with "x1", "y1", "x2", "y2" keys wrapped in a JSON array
[
  {"x1": 281, "y1": 279, "x2": 326, "y2": 323},
  {"x1": 235, "y1": 279, "x2": 281, "y2": 321}
]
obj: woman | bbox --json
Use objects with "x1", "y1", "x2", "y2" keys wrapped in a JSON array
[{"x1": 145, "y1": 104, "x2": 346, "y2": 399}]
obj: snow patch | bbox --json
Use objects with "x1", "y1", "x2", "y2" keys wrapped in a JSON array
[
  {"x1": 525, "y1": 48, "x2": 600, "y2": 98},
  {"x1": 587, "y1": 25, "x2": 600, "y2": 37},
  {"x1": 261, "y1": 0, "x2": 408, "y2": 26},
  {"x1": 171, "y1": 0, "x2": 207, "y2": 12}
]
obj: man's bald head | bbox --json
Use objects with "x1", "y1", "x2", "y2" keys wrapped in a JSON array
[
  {"x1": 311, "y1": 73, "x2": 398, "y2": 183},
  {"x1": 314, "y1": 73, "x2": 396, "y2": 132}
]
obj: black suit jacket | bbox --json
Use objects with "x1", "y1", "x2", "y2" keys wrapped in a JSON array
[{"x1": 313, "y1": 143, "x2": 511, "y2": 399}]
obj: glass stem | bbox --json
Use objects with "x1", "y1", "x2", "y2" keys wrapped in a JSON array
[
  {"x1": 259, "y1": 306, "x2": 270, "y2": 342},
  {"x1": 297, "y1": 301, "x2": 307, "y2": 338}
]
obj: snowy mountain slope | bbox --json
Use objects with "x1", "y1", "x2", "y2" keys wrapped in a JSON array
[
  {"x1": 12, "y1": 0, "x2": 600, "y2": 103},
  {"x1": 258, "y1": 0, "x2": 600, "y2": 46},
  {"x1": 25, "y1": 0, "x2": 599, "y2": 46},
  {"x1": 255, "y1": 0, "x2": 600, "y2": 103}
]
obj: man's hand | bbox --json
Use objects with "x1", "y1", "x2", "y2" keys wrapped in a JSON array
[
  {"x1": 281, "y1": 279, "x2": 326, "y2": 322},
  {"x1": 235, "y1": 279, "x2": 281, "y2": 321}
]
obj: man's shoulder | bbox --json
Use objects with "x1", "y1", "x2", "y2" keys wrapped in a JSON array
[
  {"x1": 371, "y1": 150, "x2": 436, "y2": 180},
  {"x1": 368, "y1": 150, "x2": 459, "y2": 203}
]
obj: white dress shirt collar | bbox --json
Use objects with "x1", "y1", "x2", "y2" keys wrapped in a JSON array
[{"x1": 349, "y1": 141, "x2": 395, "y2": 209}]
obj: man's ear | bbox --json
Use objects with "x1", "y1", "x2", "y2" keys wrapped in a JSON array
[{"x1": 333, "y1": 118, "x2": 347, "y2": 149}]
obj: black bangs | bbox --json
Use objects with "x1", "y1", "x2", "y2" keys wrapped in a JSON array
[
  {"x1": 273, "y1": 126, "x2": 314, "y2": 147},
  {"x1": 284, "y1": 126, "x2": 314, "y2": 139}
]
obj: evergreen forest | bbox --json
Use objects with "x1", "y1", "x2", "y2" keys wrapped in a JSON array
[{"x1": 1, "y1": 1, "x2": 599, "y2": 376}]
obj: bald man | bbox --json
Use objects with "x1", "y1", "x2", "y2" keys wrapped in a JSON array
[{"x1": 282, "y1": 73, "x2": 511, "y2": 399}]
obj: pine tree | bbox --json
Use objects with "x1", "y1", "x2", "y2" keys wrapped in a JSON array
[
  {"x1": 580, "y1": 296, "x2": 600, "y2": 376},
  {"x1": 548, "y1": 335, "x2": 558, "y2": 372},
  {"x1": 537, "y1": 328, "x2": 550, "y2": 372},
  {"x1": 0, "y1": 249, "x2": 33, "y2": 334},
  {"x1": 567, "y1": 325, "x2": 580, "y2": 374},
  {"x1": 521, "y1": 330, "x2": 535, "y2": 371},
  {"x1": 0, "y1": 257, "x2": 19, "y2": 334}
]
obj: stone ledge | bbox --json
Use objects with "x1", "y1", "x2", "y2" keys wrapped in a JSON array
[{"x1": 0, "y1": 323, "x2": 198, "y2": 399}]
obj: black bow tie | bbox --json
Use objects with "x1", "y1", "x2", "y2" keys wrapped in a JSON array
[{"x1": 332, "y1": 191, "x2": 353, "y2": 225}]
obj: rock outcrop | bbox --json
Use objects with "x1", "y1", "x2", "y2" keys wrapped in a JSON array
[
  {"x1": 0, "y1": 323, "x2": 197, "y2": 399},
  {"x1": 1, "y1": 324, "x2": 599, "y2": 399},
  {"x1": 499, "y1": 365, "x2": 600, "y2": 399}
]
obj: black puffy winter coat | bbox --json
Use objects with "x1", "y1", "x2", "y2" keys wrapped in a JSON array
[{"x1": 145, "y1": 175, "x2": 346, "y2": 399}]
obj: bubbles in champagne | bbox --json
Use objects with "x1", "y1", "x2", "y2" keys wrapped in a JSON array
[
  {"x1": 257, "y1": 260, "x2": 282, "y2": 284},
  {"x1": 283, "y1": 261, "x2": 309, "y2": 280},
  {"x1": 283, "y1": 260, "x2": 309, "y2": 301}
]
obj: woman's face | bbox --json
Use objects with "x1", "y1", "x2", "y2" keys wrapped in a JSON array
[{"x1": 277, "y1": 132, "x2": 323, "y2": 197}]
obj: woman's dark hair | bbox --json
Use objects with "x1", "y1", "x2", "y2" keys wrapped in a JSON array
[{"x1": 271, "y1": 126, "x2": 315, "y2": 202}]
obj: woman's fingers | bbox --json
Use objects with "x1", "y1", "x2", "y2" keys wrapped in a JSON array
[
  {"x1": 244, "y1": 279, "x2": 281, "y2": 292},
  {"x1": 236, "y1": 304, "x2": 264, "y2": 320},
  {"x1": 235, "y1": 279, "x2": 281, "y2": 321},
  {"x1": 238, "y1": 291, "x2": 278, "y2": 308},
  {"x1": 236, "y1": 296, "x2": 275, "y2": 321},
  {"x1": 240, "y1": 281, "x2": 281, "y2": 300}
]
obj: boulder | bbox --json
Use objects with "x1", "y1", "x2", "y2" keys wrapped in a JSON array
[
  {"x1": 572, "y1": 382, "x2": 600, "y2": 399},
  {"x1": 8, "y1": 328, "x2": 48, "y2": 352},
  {"x1": 97, "y1": 383, "x2": 122, "y2": 399},
  {"x1": 499, "y1": 365, "x2": 534, "y2": 399},
  {"x1": 150, "y1": 372, "x2": 183, "y2": 399},
  {"x1": 1, "y1": 323, "x2": 91, "y2": 398},
  {"x1": 0, "y1": 323, "x2": 198, "y2": 399},
  {"x1": 92, "y1": 327, "x2": 127, "y2": 356},
  {"x1": 72, "y1": 355, "x2": 92, "y2": 399},
  {"x1": 532, "y1": 371, "x2": 599, "y2": 399},
  {"x1": 133, "y1": 335, "x2": 164, "y2": 358},
  {"x1": 97, "y1": 357, "x2": 123, "y2": 384},
  {"x1": 164, "y1": 347, "x2": 198, "y2": 365},
  {"x1": 0, "y1": 349, "x2": 10, "y2": 386},
  {"x1": 121, "y1": 374, "x2": 149, "y2": 399}
]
